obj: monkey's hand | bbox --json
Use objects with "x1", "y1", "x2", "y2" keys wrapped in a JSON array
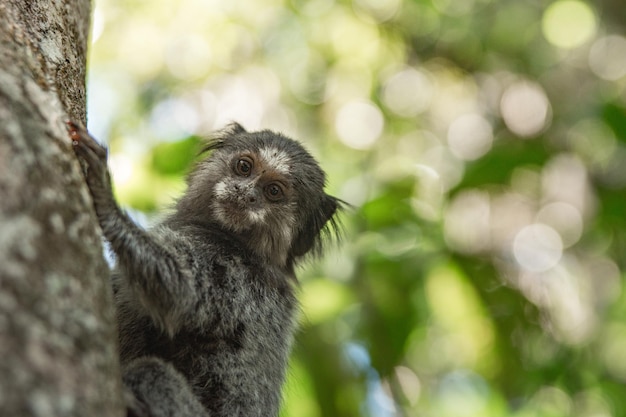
[{"x1": 66, "y1": 121, "x2": 118, "y2": 227}]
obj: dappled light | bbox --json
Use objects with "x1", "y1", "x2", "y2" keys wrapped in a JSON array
[
  {"x1": 588, "y1": 35, "x2": 626, "y2": 81},
  {"x1": 447, "y1": 113, "x2": 493, "y2": 160},
  {"x1": 381, "y1": 68, "x2": 433, "y2": 118},
  {"x1": 500, "y1": 80, "x2": 552, "y2": 138},
  {"x1": 89, "y1": 0, "x2": 626, "y2": 415},
  {"x1": 541, "y1": 0, "x2": 597, "y2": 50},
  {"x1": 513, "y1": 223, "x2": 563, "y2": 272},
  {"x1": 335, "y1": 100, "x2": 384, "y2": 150}
]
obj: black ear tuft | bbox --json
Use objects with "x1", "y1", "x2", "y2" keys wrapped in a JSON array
[
  {"x1": 200, "y1": 122, "x2": 248, "y2": 155},
  {"x1": 291, "y1": 195, "x2": 342, "y2": 258},
  {"x1": 224, "y1": 122, "x2": 247, "y2": 135}
]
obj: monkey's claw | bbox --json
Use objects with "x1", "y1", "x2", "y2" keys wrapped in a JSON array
[
  {"x1": 66, "y1": 120, "x2": 108, "y2": 163},
  {"x1": 66, "y1": 121, "x2": 81, "y2": 145}
]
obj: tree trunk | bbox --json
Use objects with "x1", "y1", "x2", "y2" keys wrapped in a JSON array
[{"x1": 0, "y1": 1, "x2": 123, "y2": 416}]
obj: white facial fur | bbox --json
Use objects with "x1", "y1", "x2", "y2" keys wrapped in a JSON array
[
  {"x1": 247, "y1": 208, "x2": 268, "y2": 223},
  {"x1": 259, "y1": 148, "x2": 291, "y2": 174},
  {"x1": 213, "y1": 180, "x2": 228, "y2": 199}
]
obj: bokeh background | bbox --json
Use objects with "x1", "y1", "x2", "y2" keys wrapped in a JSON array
[{"x1": 87, "y1": 0, "x2": 626, "y2": 415}]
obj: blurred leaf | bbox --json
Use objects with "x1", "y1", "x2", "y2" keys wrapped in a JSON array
[
  {"x1": 301, "y1": 279, "x2": 355, "y2": 325},
  {"x1": 151, "y1": 136, "x2": 200, "y2": 176},
  {"x1": 457, "y1": 136, "x2": 550, "y2": 190},
  {"x1": 603, "y1": 102, "x2": 626, "y2": 142},
  {"x1": 360, "y1": 177, "x2": 417, "y2": 230}
]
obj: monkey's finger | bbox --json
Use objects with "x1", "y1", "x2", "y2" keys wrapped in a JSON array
[
  {"x1": 66, "y1": 121, "x2": 108, "y2": 160},
  {"x1": 66, "y1": 121, "x2": 81, "y2": 144},
  {"x1": 65, "y1": 120, "x2": 89, "y2": 148},
  {"x1": 72, "y1": 139, "x2": 106, "y2": 171}
]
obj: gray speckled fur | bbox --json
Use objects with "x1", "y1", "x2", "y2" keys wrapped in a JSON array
[{"x1": 69, "y1": 122, "x2": 341, "y2": 417}]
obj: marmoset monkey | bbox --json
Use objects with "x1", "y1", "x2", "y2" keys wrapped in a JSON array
[{"x1": 67, "y1": 122, "x2": 343, "y2": 417}]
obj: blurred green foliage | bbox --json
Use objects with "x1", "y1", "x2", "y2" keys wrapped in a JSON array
[{"x1": 88, "y1": 0, "x2": 626, "y2": 415}]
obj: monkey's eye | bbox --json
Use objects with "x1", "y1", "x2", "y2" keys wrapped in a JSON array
[
  {"x1": 264, "y1": 183, "x2": 285, "y2": 202},
  {"x1": 235, "y1": 157, "x2": 253, "y2": 176}
]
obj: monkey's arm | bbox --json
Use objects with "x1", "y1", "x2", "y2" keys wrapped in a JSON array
[
  {"x1": 67, "y1": 122, "x2": 197, "y2": 334},
  {"x1": 123, "y1": 357, "x2": 209, "y2": 417}
]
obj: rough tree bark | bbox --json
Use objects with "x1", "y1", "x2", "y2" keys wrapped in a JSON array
[{"x1": 0, "y1": 1, "x2": 123, "y2": 416}]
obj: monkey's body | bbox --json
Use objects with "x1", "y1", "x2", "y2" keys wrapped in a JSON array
[
  {"x1": 68, "y1": 123, "x2": 341, "y2": 417},
  {"x1": 114, "y1": 223, "x2": 298, "y2": 417}
]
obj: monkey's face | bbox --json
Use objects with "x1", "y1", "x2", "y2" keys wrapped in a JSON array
[
  {"x1": 210, "y1": 147, "x2": 297, "y2": 240},
  {"x1": 183, "y1": 125, "x2": 341, "y2": 265}
]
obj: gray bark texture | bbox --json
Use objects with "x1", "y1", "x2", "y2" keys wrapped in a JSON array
[{"x1": 0, "y1": 1, "x2": 124, "y2": 416}]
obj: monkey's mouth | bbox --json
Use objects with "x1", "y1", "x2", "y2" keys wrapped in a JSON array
[
  {"x1": 218, "y1": 196, "x2": 254, "y2": 212},
  {"x1": 214, "y1": 198, "x2": 268, "y2": 227}
]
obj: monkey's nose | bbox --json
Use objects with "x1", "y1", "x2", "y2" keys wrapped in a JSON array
[{"x1": 244, "y1": 188, "x2": 261, "y2": 205}]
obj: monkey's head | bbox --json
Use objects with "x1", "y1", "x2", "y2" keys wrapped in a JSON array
[{"x1": 179, "y1": 123, "x2": 342, "y2": 267}]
